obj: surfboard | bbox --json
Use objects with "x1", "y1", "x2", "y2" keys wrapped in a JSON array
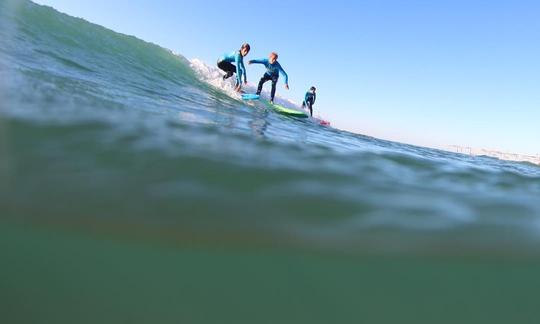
[
  {"x1": 242, "y1": 94, "x2": 260, "y2": 101},
  {"x1": 270, "y1": 104, "x2": 309, "y2": 118}
]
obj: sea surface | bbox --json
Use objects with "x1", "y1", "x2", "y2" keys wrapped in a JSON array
[{"x1": 1, "y1": 1, "x2": 540, "y2": 323}]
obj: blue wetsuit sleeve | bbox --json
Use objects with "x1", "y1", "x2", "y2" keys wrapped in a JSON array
[
  {"x1": 238, "y1": 54, "x2": 247, "y2": 83},
  {"x1": 250, "y1": 59, "x2": 267, "y2": 65},
  {"x1": 278, "y1": 64, "x2": 288, "y2": 85},
  {"x1": 304, "y1": 92, "x2": 309, "y2": 104},
  {"x1": 234, "y1": 53, "x2": 243, "y2": 84},
  {"x1": 242, "y1": 60, "x2": 247, "y2": 82},
  {"x1": 313, "y1": 93, "x2": 316, "y2": 104}
]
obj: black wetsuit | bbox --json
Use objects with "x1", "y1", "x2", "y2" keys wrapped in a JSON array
[
  {"x1": 218, "y1": 61, "x2": 236, "y2": 79},
  {"x1": 256, "y1": 73, "x2": 279, "y2": 101}
]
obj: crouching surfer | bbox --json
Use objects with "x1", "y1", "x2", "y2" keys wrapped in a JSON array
[{"x1": 217, "y1": 43, "x2": 250, "y2": 92}]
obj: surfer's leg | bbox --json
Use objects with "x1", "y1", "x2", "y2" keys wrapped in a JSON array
[
  {"x1": 256, "y1": 78, "x2": 264, "y2": 95},
  {"x1": 256, "y1": 74, "x2": 271, "y2": 95},
  {"x1": 217, "y1": 61, "x2": 236, "y2": 79},
  {"x1": 270, "y1": 75, "x2": 278, "y2": 101},
  {"x1": 307, "y1": 99, "x2": 314, "y2": 116}
]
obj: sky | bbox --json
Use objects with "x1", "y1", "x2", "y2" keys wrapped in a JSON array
[{"x1": 32, "y1": 0, "x2": 540, "y2": 155}]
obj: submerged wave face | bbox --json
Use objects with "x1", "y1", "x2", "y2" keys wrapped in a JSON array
[{"x1": 1, "y1": 0, "x2": 540, "y2": 256}]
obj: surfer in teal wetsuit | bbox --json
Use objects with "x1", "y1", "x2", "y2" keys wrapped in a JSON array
[
  {"x1": 249, "y1": 52, "x2": 289, "y2": 104},
  {"x1": 217, "y1": 43, "x2": 250, "y2": 92},
  {"x1": 302, "y1": 86, "x2": 316, "y2": 117}
]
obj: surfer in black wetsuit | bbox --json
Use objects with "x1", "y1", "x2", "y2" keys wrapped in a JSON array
[{"x1": 302, "y1": 86, "x2": 316, "y2": 117}]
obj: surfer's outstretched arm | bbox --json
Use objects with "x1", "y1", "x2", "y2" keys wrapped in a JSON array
[{"x1": 249, "y1": 59, "x2": 268, "y2": 65}]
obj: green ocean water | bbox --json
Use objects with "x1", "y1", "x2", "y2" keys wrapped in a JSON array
[{"x1": 1, "y1": 1, "x2": 540, "y2": 323}]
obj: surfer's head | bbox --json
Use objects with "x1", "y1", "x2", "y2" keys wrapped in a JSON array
[
  {"x1": 269, "y1": 52, "x2": 278, "y2": 64},
  {"x1": 240, "y1": 43, "x2": 251, "y2": 56},
  {"x1": 310, "y1": 86, "x2": 316, "y2": 92}
]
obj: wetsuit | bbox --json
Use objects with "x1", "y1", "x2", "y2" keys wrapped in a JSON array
[
  {"x1": 303, "y1": 91, "x2": 316, "y2": 116},
  {"x1": 217, "y1": 51, "x2": 247, "y2": 86},
  {"x1": 250, "y1": 59, "x2": 288, "y2": 101}
]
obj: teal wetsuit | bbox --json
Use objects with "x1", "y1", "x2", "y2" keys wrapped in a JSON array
[
  {"x1": 251, "y1": 59, "x2": 288, "y2": 101},
  {"x1": 304, "y1": 92, "x2": 316, "y2": 106},
  {"x1": 250, "y1": 59, "x2": 288, "y2": 85},
  {"x1": 218, "y1": 51, "x2": 247, "y2": 85},
  {"x1": 303, "y1": 91, "x2": 316, "y2": 116}
]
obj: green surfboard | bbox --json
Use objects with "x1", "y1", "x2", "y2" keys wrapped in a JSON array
[{"x1": 269, "y1": 103, "x2": 308, "y2": 118}]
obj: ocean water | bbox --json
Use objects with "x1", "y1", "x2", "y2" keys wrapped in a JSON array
[{"x1": 1, "y1": 1, "x2": 540, "y2": 323}]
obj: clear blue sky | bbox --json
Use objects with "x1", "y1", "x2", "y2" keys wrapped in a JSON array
[{"x1": 33, "y1": 0, "x2": 540, "y2": 155}]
